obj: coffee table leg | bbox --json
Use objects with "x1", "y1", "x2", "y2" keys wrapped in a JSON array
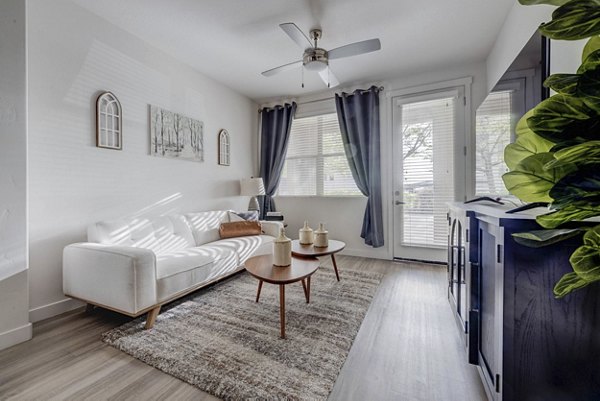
[
  {"x1": 331, "y1": 254, "x2": 340, "y2": 281},
  {"x1": 279, "y1": 284, "x2": 286, "y2": 339},
  {"x1": 301, "y1": 279, "x2": 310, "y2": 303},
  {"x1": 256, "y1": 280, "x2": 263, "y2": 303}
]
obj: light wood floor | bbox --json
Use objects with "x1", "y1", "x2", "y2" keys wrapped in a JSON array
[{"x1": 0, "y1": 256, "x2": 486, "y2": 401}]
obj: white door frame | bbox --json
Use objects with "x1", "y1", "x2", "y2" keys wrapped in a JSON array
[{"x1": 390, "y1": 83, "x2": 469, "y2": 262}]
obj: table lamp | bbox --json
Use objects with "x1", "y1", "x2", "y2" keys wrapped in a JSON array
[{"x1": 240, "y1": 177, "x2": 265, "y2": 213}]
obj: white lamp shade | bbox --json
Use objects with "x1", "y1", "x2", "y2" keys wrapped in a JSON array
[{"x1": 240, "y1": 177, "x2": 266, "y2": 196}]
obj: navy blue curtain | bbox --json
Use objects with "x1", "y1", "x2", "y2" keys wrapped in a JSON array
[
  {"x1": 258, "y1": 102, "x2": 297, "y2": 219},
  {"x1": 335, "y1": 86, "x2": 384, "y2": 247}
]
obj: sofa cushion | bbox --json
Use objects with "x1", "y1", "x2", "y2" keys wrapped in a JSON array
[
  {"x1": 88, "y1": 215, "x2": 195, "y2": 255},
  {"x1": 156, "y1": 250, "x2": 214, "y2": 279},
  {"x1": 210, "y1": 235, "x2": 274, "y2": 263},
  {"x1": 229, "y1": 210, "x2": 259, "y2": 222},
  {"x1": 156, "y1": 245, "x2": 240, "y2": 302},
  {"x1": 185, "y1": 211, "x2": 230, "y2": 246},
  {"x1": 88, "y1": 218, "x2": 133, "y2": 245},
  {"x1": 153, "y1": 215, "x2": 196, "y2": 254}
]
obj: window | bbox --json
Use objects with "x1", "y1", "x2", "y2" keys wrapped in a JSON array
[
  {"x1": 475, "y1": 77, "x2": 526, "y2": 196},
  {"x1": 475, "y1": 90, "x2": 512, "y2": 196},
  {"x1": 278, "y1": 113, "x2": 362, "y2": 196}
]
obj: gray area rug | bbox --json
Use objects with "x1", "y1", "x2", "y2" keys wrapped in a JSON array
[{"x1": 103, "y1": 264, "x2": 383, "y2": 401}]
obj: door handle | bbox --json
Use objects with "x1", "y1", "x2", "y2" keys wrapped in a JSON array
[{"x1": 395, "y1": 201, "x2": 405, "y2": 205}]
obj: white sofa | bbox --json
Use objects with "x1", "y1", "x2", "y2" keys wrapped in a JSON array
[{"x1": 63, "y1": 210, "x2": 281, "y2": 328}]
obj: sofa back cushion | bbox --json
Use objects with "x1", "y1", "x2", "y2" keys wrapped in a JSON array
[
  {"x1": 88, "y1": 215, "x2": 195, "y2": 255},
  {"x1": 229, "y1": 210, "x2": 259, "y2": 222},
  {"x1": 184, "y1": 210, "x2": 230, "y2": 246}
]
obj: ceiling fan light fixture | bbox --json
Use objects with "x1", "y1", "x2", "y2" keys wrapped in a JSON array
[
  {"x1": 303, "y1": 48, "x2": 328, "y2": 72},
  {"x1": 304, "y1": 60, "x2": 328, "y2": 72}
]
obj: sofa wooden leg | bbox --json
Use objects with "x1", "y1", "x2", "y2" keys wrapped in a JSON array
[
  {"x1": 85, "y1": 303, "x2": 95, "y2": 313},
  {"x1": 144, "y1": 306, "x2": 161, "y2": 329}
]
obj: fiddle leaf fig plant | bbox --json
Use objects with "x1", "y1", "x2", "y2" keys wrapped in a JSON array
[
  {"x1": 503, "y1": 153, "x2": 576, "y2": 202},
  {"x1": 504, "y1": 0, "x2": 600, "y2": 297},
  {"x1": 537, "y1": 0, "x2": 600, "y2": 40}
]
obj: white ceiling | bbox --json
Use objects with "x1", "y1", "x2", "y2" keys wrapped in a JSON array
[{"x1": 72, "y1": 0, "x2": 515, "y2": 101}]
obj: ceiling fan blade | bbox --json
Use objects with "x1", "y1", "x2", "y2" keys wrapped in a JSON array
[
  {"x1": 279, "y1": 23, "x2": 313, "y2": 49},
  {"x1": 261, "y1": 60, "x2": 303, "y2": 77},
  {"x1": 328, "y1": 38, "x2": 381, "y2": 60},
  {"x1": 318, "y1": 68, "x2": 340, "y2": 88}
]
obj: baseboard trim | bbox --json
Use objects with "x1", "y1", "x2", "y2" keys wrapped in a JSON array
[
  {"x1": 393, "y1": 257, "x2": 447, "y2": 266},
  {"x1": 339, "y1": 247, "x2": 391, "y2": 260},
  {"x1": 29, "y1": 298, "x2": 84, "y2": 323},
  {"x1": 0, "y1": 323, "x2": 32, "y2": 351}
]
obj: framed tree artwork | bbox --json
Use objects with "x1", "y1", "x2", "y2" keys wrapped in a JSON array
[
  {"x1": 150, "y1": 105, "x2": 204, "y2": 162},
  {"x1": 96, "y1": 91, "x2": 122, "y2": 150},
  {"x1": 218, "y1": 129, "x2": 230, "y2": 166}
]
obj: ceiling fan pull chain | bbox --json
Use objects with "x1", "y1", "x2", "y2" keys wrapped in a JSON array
[
  {"x1": 302, "y1": 66, "x2": 304, "y2": 88},
  {"x1": 328, "y1": 68, "x2": 331, "y2": 88}
]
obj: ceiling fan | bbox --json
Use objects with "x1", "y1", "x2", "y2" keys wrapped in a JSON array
[{"x1": 261, "y1": 23, "x2": 381, "y2": 88}]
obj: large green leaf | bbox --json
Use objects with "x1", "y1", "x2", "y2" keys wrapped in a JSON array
[
  {"x1": 578, "y1": 48, "x2": 600, "y2": 75},
  {"x1": 550, "y1": 138, "x2": 588, "y2": 152},
  {"x1": 502, "y1": 153, "x2": 576, "y2": 203},
  {"x1": 546, "y1": 141, "x2": 600, "y2": 168},
  {"x1": 544, "y1": 74, "x2": 580, "y2": 95},
  {"x1": 537, "y1": 202, "x2": 600, "y2": 228},
  {"x1": 583, "y1": 36, "x2": 600, "y2": 63},
  {"x1": 512, "y1": 228, "x2": 584, "y2": 247},
  {"x1": 516, "y1": 110, "x2": 536, "y2": 137},
  {"x1": 527, "y1": 94, "x2": 600, "y2": 143},
  {"x1": 554, "y1": 272, "x2": 590, "y2": 298},
  {"x1": 578, "y1": 68, "x2": 600, "y2": 112},
  {"x1": 549, "y1": 165, "x2": 600, "y2": 207},
  {"x1": 505, "y1": 131, "x2": 555, "y2": 170},
  {"x1": 518, "y1": 0, "x2": 570, "y2": 5},
  {"x1": 540, "y1": 0, "x2": 600, "y2": 40},
  {"x1": 570, "y1": 225, "x2": 600, "y2": 281}
]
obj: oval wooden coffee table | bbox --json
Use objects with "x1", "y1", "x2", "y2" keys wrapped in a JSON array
[
  {"x1": 291, "y1": 239, "x2": 346, "y2": 281},
  {"x1": 245, "y1": 254, "x2": 319, "y2": 339}
]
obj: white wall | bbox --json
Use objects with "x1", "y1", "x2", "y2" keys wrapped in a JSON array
[
  {"x1": 488, "y1": 2, "x2": 588, "y2": 88},
  {"x1": 551, "y1": 40, "x2": 586, "y2": 75},
  {"x1": 27, "y1": 0, "x2": 258, "y2": 320},
  {"x1": 0, "y1": 0, "x2": 32, "y2": 350},
  {"x1": 486, "y1": 2, "x2": 552, "y2": 92},
  {"x1": 273, "y1": 61, "x2": 487, "y2": 260}
]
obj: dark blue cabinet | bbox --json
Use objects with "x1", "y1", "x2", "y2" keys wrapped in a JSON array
[
  {"x1": 447, "y1": 205, "x2": 471, "y2": 341},
  {"x1": 448, "y1": 203, "x2": 600, "y2": 401}
]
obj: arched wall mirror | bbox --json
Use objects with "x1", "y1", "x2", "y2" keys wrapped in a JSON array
[
  {"x1": 218, "y1": 129, "x2": 230, "y2": 166},
  {"x1": 96, "y1": 91, "x2": 122, "y2": 150}
]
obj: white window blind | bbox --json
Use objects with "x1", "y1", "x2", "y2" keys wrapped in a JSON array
[
  {"x1": 475, "y1": 90, "x2": 512, "y2": 196},
  {"x1": 400, "y1": 96, "x2": 456, "y2": 248},
  {"x1": 278, "y1": 113, "x2": 362, "y2": 196}
]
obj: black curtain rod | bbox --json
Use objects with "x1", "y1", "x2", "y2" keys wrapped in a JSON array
[{"x1": 259, "y1": 86, "x2": 384, "y2": 113}]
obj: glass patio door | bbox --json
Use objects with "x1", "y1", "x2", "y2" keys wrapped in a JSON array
[{"x1": 392, "y1": 88, "x2": 466, "y2": 262}]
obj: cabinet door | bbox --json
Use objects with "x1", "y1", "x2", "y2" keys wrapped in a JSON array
[
  {"x1": 458, "y1": 222, "x2": 468, "y2": 326},
  {"x1": 448, "y1": 219, "x2": 459, "y2": 307},
  {"x1": 477, "y1": 220, "x2": 503, "y2": 400}
]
